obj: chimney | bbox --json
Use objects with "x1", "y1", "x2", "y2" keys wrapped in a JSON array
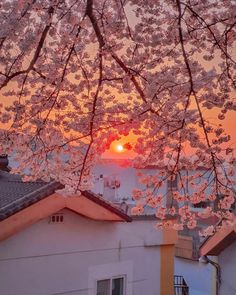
[{"x1": 0, "y1": 154, "x2": 10, "y2": 171}]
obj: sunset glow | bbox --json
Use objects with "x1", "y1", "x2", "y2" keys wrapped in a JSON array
[{"x1": 116, "y1": 144, "x2": 124, "y2": 152}]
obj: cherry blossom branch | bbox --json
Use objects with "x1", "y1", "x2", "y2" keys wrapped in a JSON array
[
  {"x1": 0, "y1": 6, "x2": 54, "y2": 90},
  {"x1": 176, "y1": 0, "x2": 220, "y2": 192}
]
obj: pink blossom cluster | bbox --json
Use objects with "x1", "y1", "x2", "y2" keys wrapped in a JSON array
[{"x1": 0, "y1": 0, "x2": 235, "y2": 236}]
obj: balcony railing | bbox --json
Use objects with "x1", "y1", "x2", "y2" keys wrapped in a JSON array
[{"x1": 174, "y1": 275, "x2": 189, "y2": 295}]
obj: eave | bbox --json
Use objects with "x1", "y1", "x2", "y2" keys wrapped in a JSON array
[
  {"x1": 200, "y1": 223, "x2": 236, "y2": 256},
  {"x1": 0, "y1": 192, "x2": 131, "y2": 242}
]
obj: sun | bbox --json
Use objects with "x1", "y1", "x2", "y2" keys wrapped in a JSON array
[{"x1": 116, "y1": 144, "x2": 124, "y2": 152}]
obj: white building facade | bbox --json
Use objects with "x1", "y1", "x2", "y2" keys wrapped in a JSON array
[{"x1": 0, "y1": 209, "x2": 177, "y2": 295}]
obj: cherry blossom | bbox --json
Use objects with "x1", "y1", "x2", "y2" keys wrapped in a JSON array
[
  {"x1": 131, "y1": 204, "x2": 144, "y2": 215},
  {"x1": 0, "y1": 0, "x2": 235, "y2": 234}
]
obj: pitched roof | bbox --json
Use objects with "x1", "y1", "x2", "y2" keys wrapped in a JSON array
[
  {"x1": 0, "y1": 170, "x2": 131, "y2": 223},
  {"x1": 0, "y1": 170, "x2": 132, "y2": 242},
  {"x1": 200, "y1": 221, "x2": 236, "y2": 256},
  {"x1": 0, "y1": 170, "x2": 62, "y2": 221},
  {"x1": 80, "y1": 190, "x2": 132, "y2": 222}
]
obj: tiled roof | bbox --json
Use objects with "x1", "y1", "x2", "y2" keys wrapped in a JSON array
[
  {"x1": 0, "y1": 170, "x2": 62, "y2": 221},
  {"x1": 200, "y1": 218, "x2": 236, "y2": 256},
  {"x1": 81, "y1": 190, "x2": 132, "y2": 222},
  {"x1": 0, "y1": 171, "x2": 131, "y2": 222}
]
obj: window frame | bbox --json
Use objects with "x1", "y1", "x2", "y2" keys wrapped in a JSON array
[
  {"x1": 96, "y1": 275, "x2": 126, "y2": 295},
  {"x1": 167, "y1": 174, "x2": 178, "y2": 191}
]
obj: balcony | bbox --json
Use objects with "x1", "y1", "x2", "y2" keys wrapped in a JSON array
[{"x1": 174, "y1": 275, "x2": 189, "y2": 295}]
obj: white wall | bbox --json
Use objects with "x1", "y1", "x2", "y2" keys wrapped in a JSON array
[
  {"x1": 0, "y1": 209, "x2": 164, "y2": 295},
  {"x1": 175, "y1": 257, "x2": 212, "y2": 295},
  {"x1": 92, "y1": 161, "x2": 214, "y2": 211},
  {"x1": 92, "y1": 162, "x2": 140, "y2": 202},
  {"x1": 219, "y1": 240, "x2": 236, "y2": 295},
  {"x1": 92, "y1": 162, "x2": 168, "y2": 203}
]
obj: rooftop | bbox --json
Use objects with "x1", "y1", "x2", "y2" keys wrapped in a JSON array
[
  {"x1": 0, "y1": 170, "x2": 62, "y2": 221},
  {"x1": 0, "y1": 170, "x2": 131, "y2": 223}
]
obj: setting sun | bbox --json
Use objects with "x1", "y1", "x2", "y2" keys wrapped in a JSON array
[{"x1": 116, "y1": 144, "x2": 124, "y2": 152}]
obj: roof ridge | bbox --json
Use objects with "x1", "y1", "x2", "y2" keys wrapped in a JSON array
[
  {"x1": 81, "y1": 190, "x2": 132, "y2": 222},
  {"x1": 5, "y1": 180, "x2": 44, "y2": 183},
  {"x1": 0, "y1": 181, "x2": 62, "y2": 220},
  {"x1": 0, "y1": 181, "x2": 58, "y2": 211}
]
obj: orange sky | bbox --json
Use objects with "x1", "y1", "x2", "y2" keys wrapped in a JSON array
[{"x1": 103, "y1": 107, "x2": 236, "y2": 159}]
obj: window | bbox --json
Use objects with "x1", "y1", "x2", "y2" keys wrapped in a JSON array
[
  {"x1": 97, "y1": 277, "x2": 124, "y2": 295},
  {"x1": 193, "y1": 201, "x2": 209, "y2": 209},
  {"x1": 167, "y1": 174, "x2": 178, "y2": 191}
]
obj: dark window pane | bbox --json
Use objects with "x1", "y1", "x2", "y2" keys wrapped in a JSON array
[
  {"x1": 112, "y1": 278, "x2": 123, "y2": 295},
  {"x1": 97, "y1": 279, "x2": 110, "y2": 295},
  {"x1": 167, "y1": 175, "x2": 178, "y2": 190}
]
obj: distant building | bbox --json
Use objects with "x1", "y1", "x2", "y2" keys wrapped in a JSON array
[{"x1": 92, "y1": 159, "x2": 220, "y2": 210}]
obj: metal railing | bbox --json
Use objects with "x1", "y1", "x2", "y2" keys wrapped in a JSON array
[{"x1": 174, "y1": 275, "x2": 189, "y2": 295}]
